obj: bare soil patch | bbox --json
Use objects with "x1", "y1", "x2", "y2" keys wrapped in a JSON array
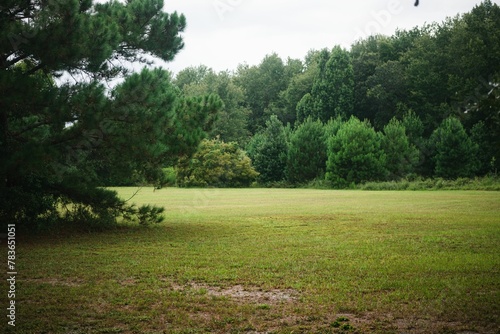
[
  {"x1": 24, "y1": 277, "x2": 83, "y2": 287},
  {"x1": 172, "y1": 282, "x2": 299, "y2": 304}
]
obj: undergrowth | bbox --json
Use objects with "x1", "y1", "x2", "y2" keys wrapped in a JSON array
[{"x1": 358, "y1": 176, "x2": 500, "y2": 191}]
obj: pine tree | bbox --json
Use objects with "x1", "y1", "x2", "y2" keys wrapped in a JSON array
[
  {"x1": 430, "y1": 117, "x2": 479, "y2": 178},
  {"x1": 0, "y1": 0, "x2": 220, "y2": 229},
  {"x1": 286, "y1": 117, "x2": 327, "y2": 184},
  {"x1": 247, "y1": 115, "x2": 288, "y2": 183},
  {"x1": 381, "y1": 118, "x2": 419, "y2": 180},
  {"x1": 326, "y1": 117, "x2": 386, "y2": 187}
]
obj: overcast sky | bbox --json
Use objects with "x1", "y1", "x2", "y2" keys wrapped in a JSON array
[{"x1": 161, "y1": 0, "x2": 485, "y2": 74}]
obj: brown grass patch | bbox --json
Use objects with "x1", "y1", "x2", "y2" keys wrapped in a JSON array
[
  {"x1": 24, "y1": 277, "x2": 84, "y2": 287},
  {"x1": 172, "y1": 282, "x2": 299, "y2": 304}
]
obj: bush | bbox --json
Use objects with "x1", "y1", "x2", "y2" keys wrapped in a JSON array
[
  {"x1": 358, "y1": 176, "x2": 500, "y2": 191},
  {"x1": 177, "y1": 139, "x2": 258, "y2": 187}
]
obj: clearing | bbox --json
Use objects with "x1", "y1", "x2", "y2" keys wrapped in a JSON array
[{"x1": 11, "y1": 188, "x2": 500, "y2": 333}]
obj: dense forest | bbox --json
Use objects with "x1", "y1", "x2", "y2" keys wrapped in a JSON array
[{"x1": 168, "y1": 0, "x2": 500, "y2": 188}]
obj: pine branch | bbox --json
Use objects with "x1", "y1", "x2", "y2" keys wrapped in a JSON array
[
  {"x1": 10, "y1": 120, "x2": 50, "y2": 138},
  {"x1": 4, "y1": 53, "x2": 30, "y2": 69},
  {"x1": 26, "y1": 62, "x2": 44, "y2": 75}
]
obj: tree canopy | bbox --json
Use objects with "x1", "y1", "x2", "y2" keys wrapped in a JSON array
[{"x1": 1, "y1": 0, "x2": 221, "y2": 229}]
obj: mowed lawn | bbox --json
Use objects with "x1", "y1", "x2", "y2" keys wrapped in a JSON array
[{"x1": 12, "y1": 188, "x2": 500, "y2": 333}]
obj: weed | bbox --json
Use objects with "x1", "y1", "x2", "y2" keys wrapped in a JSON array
[{"x1": 257, "y1": 304, "x2": 271, "y2": 310}]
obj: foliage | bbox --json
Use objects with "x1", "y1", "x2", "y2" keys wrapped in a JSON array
[
  {"x1": 429, "y1": 117, "x2": 479, "y2": 178},
  {"x1": 235, "y1": 53, "x2": 288, "y2": 133},
  {"x1": 246, "y1": 115, "x2": 288, "y2": 183},
  {"x1": 278, "y1": 57, "x2": 317, "y2": 125},
  {"x1": 177, "y1": 139, "x2": 258, "y2": 187},
  {"x1": 160, "y1": 167, "x2": 177, "y2": 187},
  {"x1": 306, "y1": 47, "x2": 354, "y2": 122},
  {"x1": 188, "y1": 1, "x2": 499, "y2": 188},
  {"x1": 175, "y1": 67, "x2": 251, "y2": 145},
  {"x1": 286, "y1": 117, "x2": 327, "y2": 184},
  {"x1": 2, "y1": 0, "x2": 499, "y2": 219},
  {"x1": 178, "y1": 1, "x2": 498, "y2": 189},
  {"x1": 326, "y1": 117, "x2": 386, "y2": 187},
  {"x1": 466, "y1": 78, "x2": 500, "y2": 173},
  {"x1": 359, "y1": 176, "x2": 500, "y2": 191},
  {"x1": 324, "y1": 115, "x2": 345, "y2": 138},
  {"x1": 366, "y1": 61, "x2": 409, "y2": 128},
  {"x1": 381, "y1": 118, "x2": 419, "y2": 180},
  {"x1": 94, "y1": 69, "x2": 220, "y2": 184},
  {"x1": 0, "y1": 0, "x2": 220, "y2": 229},
  {"x1": 470, "y1": 121, "x2": 495, "y2": 176},
  {"x1": 296, "y1": 93, "x2": 315, "y2": 124}
]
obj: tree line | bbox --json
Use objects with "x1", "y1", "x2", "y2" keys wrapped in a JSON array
[
  {"x1": 173, "y1": 0, "x2": 499, "y2": 188},
  {"x1": 1, "y1": 0, "x2": 498, "y2": 230}
]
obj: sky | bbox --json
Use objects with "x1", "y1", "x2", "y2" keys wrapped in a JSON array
[{"x1": 159, "y1": 0, "x2": 487, "y2": 74}]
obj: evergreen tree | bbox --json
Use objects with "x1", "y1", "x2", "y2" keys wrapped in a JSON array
[
  {"x1": 247, "y1": 115, "x2": 288, "y2": 183},
  {"x1": 326, "y1": 117, "x2": 386, "y2": 187},
  {"x1": 174, "y1": 65, "x2": 213, "y2": 90},
  {"x1": 296, "y1": 93, "x2": 315, "y2": 124},
  {"x1": 470, "y1": 121, "x2": 495, "y2": 175},
  {"x1": 324, "y1": 116, "x2": 345, "y2": 138},
  {"x1": 429, "y1": 117, "x2": 479, "y2": 178},
  {"x1": 381, "y1": 118, "x2": 419, "y2": 179},
  {"x1": 0, "y1": 0, "x2": 220, "y2": 229},
  {"x1": 286, "y1": 117, "x2": 327, "y2": 184},
  {"x1": 176, "y1": 68, "x2": 251, "y2": 146},
  {"x1": 366, "y1": 61, "x2": 409, "y2": 128}
]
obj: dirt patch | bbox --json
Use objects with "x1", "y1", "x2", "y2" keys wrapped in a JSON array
[
  {"x1": 118, "y1": 277, "x2": 137, "y2": 286},
  {"x1": 24, "y1": 277, "x2": 83, "y2": 287},
  {"x1": 172, "y1": 282, "x2": 299, "y2": 304}
]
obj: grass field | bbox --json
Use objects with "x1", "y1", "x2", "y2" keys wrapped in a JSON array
[{"x1": 10, "y1": 188, "x2": 500, "y2": 333}]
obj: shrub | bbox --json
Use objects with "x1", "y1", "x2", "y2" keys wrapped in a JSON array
[
  {"x1": 177, "y1": 139, "x2": 258, "y2": 187},
  {"x1": 358, "y1": 176, "x2": 500, "y2": 191}
]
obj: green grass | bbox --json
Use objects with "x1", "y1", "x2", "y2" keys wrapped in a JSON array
[{"x1": 11, "y1": 188, "x2": 500, "y2": 333}]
